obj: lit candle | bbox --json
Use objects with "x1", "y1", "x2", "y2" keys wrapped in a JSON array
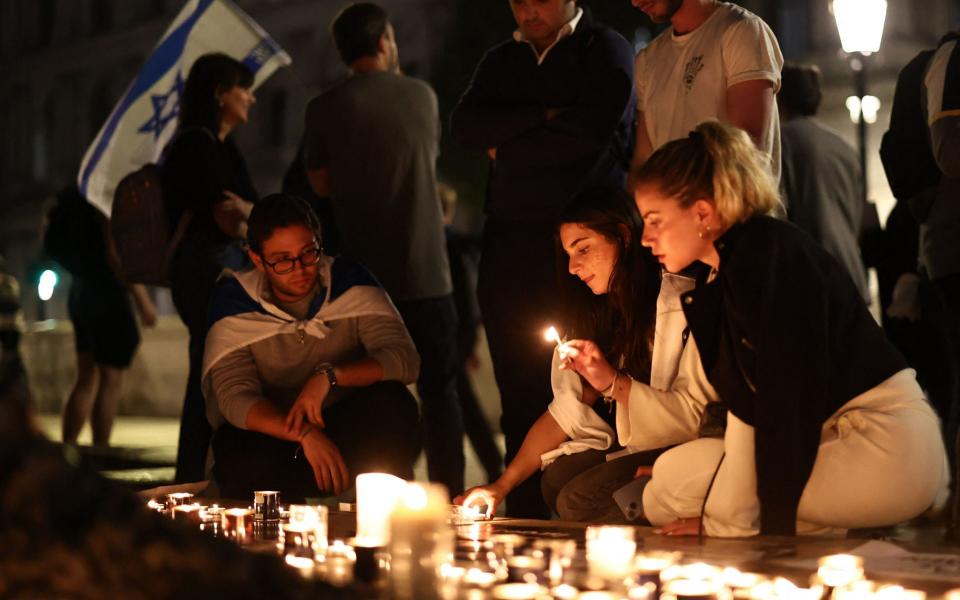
[
  {"x1": 355, "y1": 473, "x2": 407, "y2": 548},
  {"x1": 660, "y1": 578, "x2": 723, "y2": 600},
  {"x1": 320, "y1": 540, "x2": 355, "y2": 587},
  {"x1": 171, "y1": 503, "x2": 203, "y2": 524},
  {"x1": 632, "y1": 551, "x2": 681, "y2": 595},
  {"x1": 585, "y1": 525, "x2": 636, "y2": 583},
  {"x1": 462, "y1": 488, "x2": 497, "y2": 520},
  {"x1": 388, "y1": 482, "x2": 453, "y2": 600},
  {"x1": 873, "y1": 585, "x2": 926, "y2": 600},
  {"x1": 551, "y1": 584, "x2": 580, "y2": 600},
  {"x1": 817, "y1": 554, "x2": 865, "y2": 589},
  {"x1": 165, "y1": 492, "x2": 194, "y2": 509},
  {"x1": 544, "y1": 326, "x2": 563, "y2": 351},
  {"x1": 285, "y1": 555, "x2": 316, "y2": 579},
  {"x1": 146, "y1": 498, "x2": 165, "y2": 512},
  {"x1": 491, "y1": 582, "x2": 547, "y2": 600},
  {"x1": 222, "y1": 508, "x2": 254, "y2": 544},
  {"x1": 463, "y1": 568, "x2": 499, "y2": 588}
]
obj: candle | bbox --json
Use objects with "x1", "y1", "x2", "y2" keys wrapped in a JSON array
[
  {"x1": 320, "y1": 540, "x2": 355, "y2": 587},
  {"x1": 388, "y1": 482, "x2": 453, "y2": 600},
  {"x1": 452, "y1": 503, "x2": 484, "y2": 525},
  {"x1": 491, "y1": 582, "x2": 547, "y2": 599},
  {"x1": 463, "y1": 568, "x2": 499, "y2": 588},
  {"x1": 506, "y1": 555, "x2": 545, "y2": 584},
  {"x1": 585, "y1": 525, "x2": 637, "y2": 583},
  {"x1": 551, "y1": 584, "x2": 580, "y2": 600},
  {"x1": 660, "y1": 578, "x2": 723, "y2": 600},
  {"x1": 873, "y1": 585, "x2": 926, "y2": 600},
  {"x1": 816, "y1": 554, "x2": 864, "y2": 589},
  {"x1": 355, "y1": 472, "x2": 407, "y2": 548},
  {"x1": 632, "y1": 551, "x2": 682, "y2": 594},
  {"x1": 253, "y1": 490, "x2": 280, "y2": 521},
  {"x1": 222, "y1": 508, "x2": 254, "y2": 544},
  {"x1": 171, "y1": 503, "x2": 203, "y2": 524},
  {"x1": 284, "y1": 555, "x2": 316, "y2": 579},
  {"x1": 165, "y1": 492, "x2": 194, "y2": 509}
]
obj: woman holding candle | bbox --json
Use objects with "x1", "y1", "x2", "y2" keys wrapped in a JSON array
[
  {"x1": 631, "y1": 121, "x2": 949, "y2": 536},
  {"x1": 457, "y1": 186, "x2": 719, "y2": 521}
]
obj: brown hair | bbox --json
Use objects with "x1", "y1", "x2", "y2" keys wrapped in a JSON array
[{"x1": 633, "y1": 121, "x2": 781, "y2": 227}]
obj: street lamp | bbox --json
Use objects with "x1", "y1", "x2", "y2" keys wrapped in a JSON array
[{"x1": 832, "y1": 0, "x2": 888, "y2": 203}]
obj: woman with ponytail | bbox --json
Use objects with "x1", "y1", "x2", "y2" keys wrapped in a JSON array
[{"x1": 633, "y1": 120, "x2": 949, "y2": 537}]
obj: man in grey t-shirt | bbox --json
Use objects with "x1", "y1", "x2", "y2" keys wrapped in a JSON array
[{"x1": 304, "y1": 2, "x2": 464, "y2": 495}]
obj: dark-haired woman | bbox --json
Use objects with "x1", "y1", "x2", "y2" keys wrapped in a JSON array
[
  {"x1": 634, "y1": 121, "x2": 948, "y2": 537},
  {"x1": 162, "y1": 53, "x2": 259, "y2": 482},
  {"x1": 457, "y1": 186, "x2": 717, "y2": 522}
]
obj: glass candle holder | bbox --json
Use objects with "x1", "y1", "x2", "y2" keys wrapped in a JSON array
[
  {"x1": 222, "y1": 508, "x2": 254, "y2": 544},
  {"x1": 165, "y1": 492, "x2": 194, "y2": 509},
  {"x1": 253, "y1": 490, "x2": 280, "y2": 521},
  {"x1": 585, "y1": 525, "x2": 637, "y2": 583}
]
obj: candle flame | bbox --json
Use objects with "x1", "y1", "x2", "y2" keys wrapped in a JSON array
[{"x1": 545, "y1": 326, "x2": 561, "y2": 344}]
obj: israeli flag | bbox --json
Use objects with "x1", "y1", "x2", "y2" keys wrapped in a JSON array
[{"x1": 78, "y1": 0, "x2": 291, "y2": 216}]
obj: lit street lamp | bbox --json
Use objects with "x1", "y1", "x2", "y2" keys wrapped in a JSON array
[{"x1": 832, "y1": 0, "x2": 888, "y2": 203}]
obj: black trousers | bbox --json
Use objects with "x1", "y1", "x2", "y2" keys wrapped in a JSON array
[
  {"x1": 478, "y1": 220, "x2": 560, "y2": 518},
  {"x1": 212, "y1": 381, "x2": 421, "y2": 502},
  {"x1": 395, "y1": 295, "x2": 465, "y2": 496}
]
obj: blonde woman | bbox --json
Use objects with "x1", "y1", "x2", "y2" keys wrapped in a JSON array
[{"x1": 633, "y1": 121, "x2": 949, "y2": 537}]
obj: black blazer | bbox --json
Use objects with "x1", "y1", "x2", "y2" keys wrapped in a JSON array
[{"x1": 682, "y1": 216, "x2": 906, "y2": 535}]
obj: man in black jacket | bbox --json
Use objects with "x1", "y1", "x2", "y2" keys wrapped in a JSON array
[{"x1": 451, "y1": 0, "x2": 635, "y2": 518}]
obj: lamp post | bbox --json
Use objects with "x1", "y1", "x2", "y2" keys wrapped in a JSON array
[{"x1": 832, "y1": 0, "x2": 887, "y2": 204}]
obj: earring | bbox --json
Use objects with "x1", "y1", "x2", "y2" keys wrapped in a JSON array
[{"x1": 697, "y1": 228, "x2": 704, "y2": 240}]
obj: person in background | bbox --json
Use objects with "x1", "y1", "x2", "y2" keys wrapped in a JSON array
[
  {"x1": 0, "y1": 255, "x2": 30, "y2": 415},
  {"x1": 778, "y1": 62, "x2": 869, "y2": 303},
  {"x1": 629, "y1": 0, "x2": 783, "y2": 182},
  {"x1": 161, "y1": 53, "x2": 259, "y2": 482},
  {"x1": 451, "y1": 0, "x2": 635, "y2": 518},
  {"x1": 46, "y1": 186, "x2": 156, "y2": 447},
  {"x1": 438, "y1": 183, "x2": 503, "y2": 484},
  {"x1": 305, "y1": 3, "x2": 464, "y2": 496},
  {"x1": 634, "y1": 121, "x2": 948, "y2": 537}
]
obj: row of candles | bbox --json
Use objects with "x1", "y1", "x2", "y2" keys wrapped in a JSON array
[{"x1": 147, "y1": 476, "x2": 949, "y2": 600}]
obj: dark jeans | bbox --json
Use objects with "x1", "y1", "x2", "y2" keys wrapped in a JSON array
[
  {"x1": 918, "y1": 274, "x2": 960, "y2": 471},
  {"x1": 395, "y1": 295, "x2": 465, "y2": 496},
  {"x1": 212, "y1": 381, "x2": 421, "y2": 502},
  {"x1": 478, "y1": 220, "x2": 560, "y2": 518},
  {"x1": 542, "y1": 447, "x2": 669, "y2": 523},
  {"x1": 458, "y1": 369, "x2": 503, "y2": 482},
  {"x1": 171, "y1": 238, "x2": 252, "y2": 483}
]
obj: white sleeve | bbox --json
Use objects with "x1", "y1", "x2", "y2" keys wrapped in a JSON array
[
  {"x1": 722, "y1": 14, "x2": 784, "y2": 90},
  {"x1": 543, "y1": 348, "x2": 615, "y2": 464},
  {"x1": 616, "y1": 337, "x2": 717, "y2": 450}
]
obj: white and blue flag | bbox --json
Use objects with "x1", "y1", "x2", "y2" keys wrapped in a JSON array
[{"x1": 78, "y1": 0, "x2": 291, "y2": 216}]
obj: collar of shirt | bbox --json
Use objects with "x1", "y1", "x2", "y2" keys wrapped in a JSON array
[{"x1": 512, "y1": 7, "x2": 584, "y2": 66}]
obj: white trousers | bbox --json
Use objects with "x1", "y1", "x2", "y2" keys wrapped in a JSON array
[{"x1": 643, "y1": 369, "x2": 951, "y2": 537}]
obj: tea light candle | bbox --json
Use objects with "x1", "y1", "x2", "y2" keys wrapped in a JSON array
[
  {"x1": 165, "y1": 492, "x2": 194, "y2": 509},
  {"x1": 551, "y1": 584, "x2": 579, "y2": 600},
  {"x1": 253, "y1": 490, "x2": 280, "y2": 521},
  {"x1": 874, "y1": 585, "x2": 926, "y2": 600},
  {"x1": 463, "y1": 568, "x2": 499, "y2": 588},
  {"x1": 355, "y1": 472, "x2": 406, "y2": 547},
  {"x1": 222, "y1": 508, "x2": 254, "y2": 544},
  {"x1": 817, "y1": 554, "x2": 865, "y2": 589},
  {"x1": 661, "y1": 578, "x2": 723, "y2": 600},
  {"x1": 586, "y1": 525, "x2": 637, "y2": 582},
  {"x1": 200, "y1": 504, "x2": 224, "y2": 523},
  {"x1": 491, "y1": 582, "x2": 547, "y2": 599},
  {"x1": 146, "y1": 498, "x2": 165, "y2": 512},
  {"x1": 633, "y1": 551, "x2": 682, "y2": 594},
  {"x1": 171, "y1": 503, "x2": 203, "y2": 524},
  {"x1": 506, "y1": 555, "x2": 545, "y2": 584},
  {"x1": 285, "y1": 555, "x2": 316, "y2": 579}
]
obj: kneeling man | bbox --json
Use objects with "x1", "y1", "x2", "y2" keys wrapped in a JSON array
[{"x1": 202, "y1": 193, "x2": 421, "y2": 501}]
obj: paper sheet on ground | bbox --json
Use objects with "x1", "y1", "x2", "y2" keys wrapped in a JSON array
[{"x1": 773, "y1": 540, "x2": 960, "y2": 583}]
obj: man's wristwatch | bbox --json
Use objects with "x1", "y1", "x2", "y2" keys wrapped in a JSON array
[{"x1": 316, "y1": 363, "x2": 338, "y2": 388}]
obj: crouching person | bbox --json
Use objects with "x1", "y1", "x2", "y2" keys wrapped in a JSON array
[{"x1": 202, "y1": 194, "x2": 421, "y2": 501}]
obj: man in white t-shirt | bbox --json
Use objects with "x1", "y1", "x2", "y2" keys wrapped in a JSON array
[{"x1": 629, "y1": 0, "x2": 783, "y2": 181}]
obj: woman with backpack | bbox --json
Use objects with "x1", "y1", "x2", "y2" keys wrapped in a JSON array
[{"x1": 161, "y1": 53, "x2": 259, "y2": 483}]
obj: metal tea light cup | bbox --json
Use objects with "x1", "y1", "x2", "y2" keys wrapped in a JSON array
[
  {"x1": 253, "y1": 490, "x2": 281, "y2": 521},
  {"x1": 165, "y1": 492, "x2": 194, "y2": 510},
  {"x1": 222, "y1": 508, "x2": 254, "y2": 544}
]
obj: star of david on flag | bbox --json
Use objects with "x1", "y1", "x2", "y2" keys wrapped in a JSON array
[
  {"x1": 78, "y1": 0, "x2": 291, "y2": 216},
  {"x1": 138, "y1": 71, "x2": 184, "y2": 140}
]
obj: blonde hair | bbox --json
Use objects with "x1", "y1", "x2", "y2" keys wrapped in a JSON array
[{"x1": 633, "y1": 120, "x2": 781, "y2": 227}]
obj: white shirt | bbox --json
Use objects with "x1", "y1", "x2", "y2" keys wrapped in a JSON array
[
  {"x1": 634, "y1": 2, "x2": 783, "y2": 179},
  {"x1": 513, "y1": 7, "x2": 584, "y2": 66}
]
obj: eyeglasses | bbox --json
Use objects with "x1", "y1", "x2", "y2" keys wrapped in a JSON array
[{"x1": 261, "y1": 246, "x2": 322, "y2": 274}]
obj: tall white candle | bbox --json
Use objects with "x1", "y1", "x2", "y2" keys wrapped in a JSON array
[
  {"x1": 586, "y1": 525, "x2": 636, "y2": 582},
  {"x1": 355, "y1": 472, "x2": 406, "y2": 547},
  {"x1": 389, "y1": 482, "x2": 453, "y2": 600}
]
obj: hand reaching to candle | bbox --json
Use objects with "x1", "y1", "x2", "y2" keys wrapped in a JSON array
[
  {"x1": 454, "y1": 483, "x2": 507, "y2": 519},
  {"x1": 558, "y1": 339, "x2": 618, "y2": 393}
]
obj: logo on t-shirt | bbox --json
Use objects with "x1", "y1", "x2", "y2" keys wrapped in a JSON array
[{"x1": 683, "y1": 55, "x2": 705, "y2": 91}]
